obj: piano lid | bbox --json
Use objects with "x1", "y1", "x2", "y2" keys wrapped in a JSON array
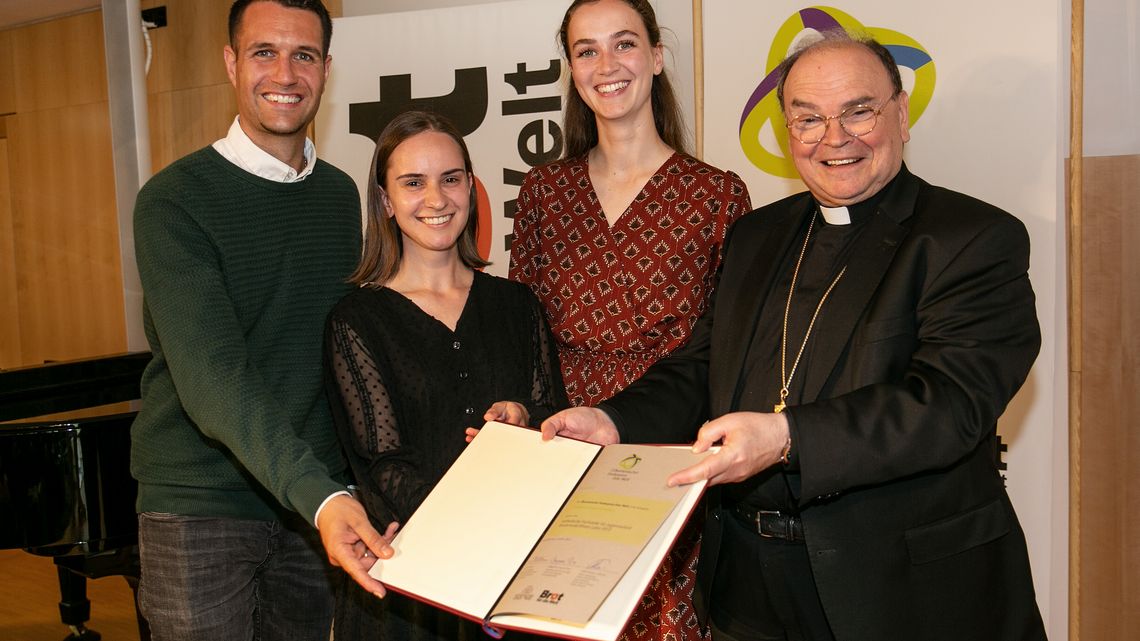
[{"x1": 0, "y1": 352, "x2": 150, "y2": 422}]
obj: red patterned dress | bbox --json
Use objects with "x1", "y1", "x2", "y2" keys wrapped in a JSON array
[{"x1": 509, "y1": 152, "x2": 751, "y2": 640}]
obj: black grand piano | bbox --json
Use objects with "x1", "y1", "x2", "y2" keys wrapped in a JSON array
[{"x1": 0, "y1": 352, "x2": 151, "y2": 641}]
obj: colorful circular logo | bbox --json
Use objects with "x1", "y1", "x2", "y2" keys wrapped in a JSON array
[{"x1": 739, "y1": 6, "x2": 936, "y2": 178}]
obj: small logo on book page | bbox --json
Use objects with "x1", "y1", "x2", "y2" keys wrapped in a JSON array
[
  {"x1": 618, "y1": 454, "x2": 642, "y2": 470},
  {"x1": 536, "y1": 589, "x2": 564, "y2": 604}
]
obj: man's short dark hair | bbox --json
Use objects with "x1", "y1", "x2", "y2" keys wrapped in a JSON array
[
  {"x1": 775, "y1": 29, "x2": 903, "y2": 113},
  {"x1": 228, "y1": 0, "x2": 333, "y2": 57}
]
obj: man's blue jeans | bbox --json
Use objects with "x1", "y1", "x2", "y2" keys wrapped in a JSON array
[{"x1": 137, "y1": 512, "x2": 338, "y2": 641}]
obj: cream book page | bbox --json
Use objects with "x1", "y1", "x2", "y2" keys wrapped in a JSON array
[
  {"x1": 488, "y1": 447, "x2": 710, "y2": 640},
  {"x1": 490, "y1": 445, "x2": 703, "y2": 623},
  {"x1": 368, "y1": 421, "x2": 601, "y2": 618}
]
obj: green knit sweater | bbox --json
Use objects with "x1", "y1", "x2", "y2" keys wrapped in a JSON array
[{"x1": 132, "y1": 146, "x2": 361, "y2": 525}]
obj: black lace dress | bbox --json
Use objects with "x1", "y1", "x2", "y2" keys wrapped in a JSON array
[{"x1": 324, "y1": 270, "x2": 568, "y2": 641}]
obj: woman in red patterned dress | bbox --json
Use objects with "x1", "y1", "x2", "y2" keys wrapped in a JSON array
[{"x1": 508, "y1": 1, "x2": 752, "y2": 639}]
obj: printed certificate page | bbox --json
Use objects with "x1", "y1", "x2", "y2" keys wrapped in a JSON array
[
  {"x1": 490, "y1": 444, "x2": 709, "y2": 626},
  {"x1": 368, "y1": 421, "x2": 602, "y2": 621}
]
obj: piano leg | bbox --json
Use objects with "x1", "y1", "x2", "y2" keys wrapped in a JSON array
[
  {"x1": 56, "y1": 565, "x2": 100, "y2": 640},
  {"x1": 53, "y1": 547, "x2": 150, "y2": 641}
]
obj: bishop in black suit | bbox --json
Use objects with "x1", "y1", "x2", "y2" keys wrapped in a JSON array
[{"x1": 541, "y1": 29, "x2": 1047, "y2": 641}]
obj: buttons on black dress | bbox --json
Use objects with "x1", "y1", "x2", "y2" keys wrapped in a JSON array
[{"x1": 455, "y1": 341, "x2": 469, "y2": 413}]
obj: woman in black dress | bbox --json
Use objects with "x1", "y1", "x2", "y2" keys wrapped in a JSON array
[{"x1": 324, "y1": 111, "x2": 567, "y2": 641}]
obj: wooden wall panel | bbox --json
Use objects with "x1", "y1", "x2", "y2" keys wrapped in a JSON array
[
  {"x1": 11, "y1": 11, "x2": 107, "y2": 113},
  {"x1": 142, "y1": 0, "x2": 241, "y2": 173},
  {"x1": 0, "y1": 30, "x2": 14, "y2": 116},
  {"x1": 0, "y1": 135, "x2": 21, "y2": 369},
  {"x1": 147, "y1": 83, "x2": 237, "y2": 173},
  {"x1": 1078, "y1": 153, "x2": 1140, "y2": 641},
  {"x1": 8, "y1": 105, "x2": 125, "y2": 365},
  {"x1": 142, "y1": 0, "x2": 232, "y2": 95}
]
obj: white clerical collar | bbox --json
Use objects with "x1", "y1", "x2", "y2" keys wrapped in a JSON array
[
  {"x1": 819, "y1": 205, "x2": 851, "y2": 225},
  {"x1": 212, "y1": 116, "x2": 316, "y2": 183}
]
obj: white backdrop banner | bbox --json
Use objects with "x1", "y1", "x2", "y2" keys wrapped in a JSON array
[
  {"x1": 702, "y1": 1, "x2": 1063, "y2": 631},
  {"x1": 317, "y1": 0, "x2": 569, "y2": 276}
]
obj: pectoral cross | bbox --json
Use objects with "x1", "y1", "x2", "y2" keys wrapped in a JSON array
[{"x1": 774, "y1": 388, "x2": 789, "y2": 413}]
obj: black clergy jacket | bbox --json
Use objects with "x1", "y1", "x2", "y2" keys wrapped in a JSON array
[{"x1": 601, "y1": 166, "x2": 1047, "y2": 641}]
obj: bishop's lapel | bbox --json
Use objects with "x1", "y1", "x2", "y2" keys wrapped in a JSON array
[
  {"x1": 711, "y1": 198, "x2": 815, "y2": 414},
  {"x1": 798, "y1": 175, "x2": 920, "y2": 403}
]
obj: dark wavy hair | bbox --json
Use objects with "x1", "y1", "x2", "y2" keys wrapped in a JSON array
[
  {"x1": 228, "y1": 0, "x2": 333, "y2": 57},
  {"x1": 775, "y1": 29, "x2": 903, "y2": 113},
  {"x1": 558, "y1": 0, "x2": 689, "y2": 158},
  {"x1": 350, "y1": 111, "x2": 489, "y2": 287}
]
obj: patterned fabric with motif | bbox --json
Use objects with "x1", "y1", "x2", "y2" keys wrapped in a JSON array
[{"x1": 509, "y1": 152, "x2": 751, "y2": 408}]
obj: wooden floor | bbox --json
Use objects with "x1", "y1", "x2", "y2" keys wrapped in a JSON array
[{"x1": 0, "y1": 549, "x2": 141, "y2": 641}]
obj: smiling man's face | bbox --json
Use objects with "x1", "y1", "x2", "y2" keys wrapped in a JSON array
[
  {"x1": 783, "y1": 43, "x2": 910, "y2": 206},
  {"x1": 224, "y1": 1, "x2": 329, "y2": 159}
]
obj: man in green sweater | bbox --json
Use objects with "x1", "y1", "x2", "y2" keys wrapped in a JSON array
[{"x1": 132, "y1": 2, "x2": 393, "y2": 639}]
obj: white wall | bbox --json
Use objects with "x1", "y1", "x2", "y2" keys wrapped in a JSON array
[{"x1": 1084, "y1": 0, "x2": 1140, "y2": 156}]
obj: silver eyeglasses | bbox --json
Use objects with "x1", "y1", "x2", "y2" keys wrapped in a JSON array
[{"x1": 785, "y1": 95, "x2": 897, "y2": 145}]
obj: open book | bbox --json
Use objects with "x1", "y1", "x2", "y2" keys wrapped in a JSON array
[{"x1": 368, "y1": 421, "x2": 712, "y2": 640}]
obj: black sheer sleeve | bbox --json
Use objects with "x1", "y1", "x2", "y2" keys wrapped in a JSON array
[
  {"x1": 325, "y1": 313, "x2": 435, "y2": 526},
  {"x1": 526, "y1": 295, "x2": 570, "y2": 424}
]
